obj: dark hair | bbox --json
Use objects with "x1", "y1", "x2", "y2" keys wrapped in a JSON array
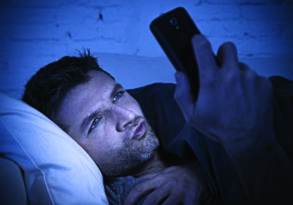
[{"x1": 22, "y1": 50, "x2": 114, "y2": 122}]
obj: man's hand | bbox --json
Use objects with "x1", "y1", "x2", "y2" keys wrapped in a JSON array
[
  {"x1": 124, "y1": 163, "x2": 201, "y2": 205},
  {"x1": 174, "y1": 35, "x2": 273, "y2": 143},
  {"x1": 173, "y1": 35, "x2": 293, "y2": 204}
]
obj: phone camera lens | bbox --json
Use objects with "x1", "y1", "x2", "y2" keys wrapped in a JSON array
[{"x1": 169, "y1": 17, "x2": 180, "y2": 30}]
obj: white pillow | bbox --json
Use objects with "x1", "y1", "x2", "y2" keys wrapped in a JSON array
[{"x1": 0, "y1": 92, "x2": 109, "y2": 205}]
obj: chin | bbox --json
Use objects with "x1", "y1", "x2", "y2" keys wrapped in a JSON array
[
  {"x1": 141, "y1": 150, "x2": 155, "y2": 161},
  {"x1": 141, "y1": 138, "x2": 159, "y2": 161}
]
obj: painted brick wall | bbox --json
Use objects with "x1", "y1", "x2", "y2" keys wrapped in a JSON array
[{"x1": 1, "y1": 0, "x2": 293, "y2": 98}]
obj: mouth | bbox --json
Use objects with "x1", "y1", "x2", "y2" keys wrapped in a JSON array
[{"x1": 131, "y1": 120, "x2": 147, "y2": 140}]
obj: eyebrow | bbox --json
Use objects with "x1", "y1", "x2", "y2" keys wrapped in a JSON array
[
  {"x1": 80, "y1": 83, "x2": 123, "y2": 134},
  {"x1": 110, "y1": 83, "x2": 123, "y2": 101}
]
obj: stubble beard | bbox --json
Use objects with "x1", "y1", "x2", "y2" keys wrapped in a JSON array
[{"x1": 104, "y1": 127, "x2": 159, "y2": 177}]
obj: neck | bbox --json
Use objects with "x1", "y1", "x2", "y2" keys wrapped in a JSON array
[{"x1": 132, "y1": 151, "x2": 166, "y2": 178}]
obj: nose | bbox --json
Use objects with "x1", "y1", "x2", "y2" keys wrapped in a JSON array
[{"x1": 114, "y1": 106, "x2": 137, "y2": 132}]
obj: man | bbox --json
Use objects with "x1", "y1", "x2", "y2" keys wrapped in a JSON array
[
  {"x1": 21, "y1": 45, "x2": 203, "y2": 204},
  {"x1": 22, "y1": 35, "x2": 293, "y2": 205}
]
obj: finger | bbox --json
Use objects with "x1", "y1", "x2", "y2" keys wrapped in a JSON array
[
  {"x1": 124, "y1": 187, "x2": 154, "y2": 205},
  {"x1": 174, "y1": 71, "x2": 193, "y2": 121},
  {"x1": 238, "y1": 62, "x2": 259, "y2": 79},
  {"x1": 124, "y1": 178, "x2": 163, "y2": 205},
  {"x1": 239, "y1": 62, "x2": 249, "y2": 71},
  {"x1": 191, "y1": 35, "x2": 218, "y2": 78},
  {"x1": 161, "y1": 192, "x2": 182, "y2": 205},
  {"x1": 136, "y1": 172, "x2": 159, "y2": 181},
  {"x1": 142, "y1": 185, "x2": 170, "y2": 205},
  {"x1": 216, "y1": 42, "x2": 238, "y2": 69}
]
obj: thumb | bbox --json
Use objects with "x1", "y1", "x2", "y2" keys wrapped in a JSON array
[{"x1": 174, "y1": 71, "x2": 194, "y2": 121}]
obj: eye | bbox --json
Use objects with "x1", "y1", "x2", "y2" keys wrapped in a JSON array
[
  {"x1": 112, "y1": 90, "x2": 125, "y2": 103},
  {"x1": 88, "y1": 116, "x2": 102, "y2": 134}
]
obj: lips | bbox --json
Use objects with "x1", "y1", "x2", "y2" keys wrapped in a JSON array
[{"x1": 131, "y1": 120, "x2": 147, "y2": 140}]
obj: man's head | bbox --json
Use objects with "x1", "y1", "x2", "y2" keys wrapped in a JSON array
[{"x1": 22, "y1": 51, "x2": 159, "y2": 177}]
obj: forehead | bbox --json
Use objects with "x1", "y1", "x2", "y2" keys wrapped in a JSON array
[{"x1": 55, "y1": 70, "x2": 115, "y2": 134}]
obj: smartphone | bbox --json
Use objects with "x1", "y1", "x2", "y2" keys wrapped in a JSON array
[{"x1": 150, "y1": 7, "x2": 200, "y2": 101}]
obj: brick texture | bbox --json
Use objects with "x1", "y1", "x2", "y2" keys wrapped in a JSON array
[{"x1": 0, "y1": 0, "x2": 292, "y2": 97}]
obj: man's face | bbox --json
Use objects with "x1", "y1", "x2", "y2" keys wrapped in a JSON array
[{"x1": 55, "y1": 70, "x2": 159, "y2": 177}]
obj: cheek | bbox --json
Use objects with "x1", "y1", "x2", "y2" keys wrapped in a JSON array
[
  {"x1": 84, "y1": 129, "x2": 125, "y2": 154},
  {"x1": 131, "y1": 103, "x2": 144, "y2": 116},
  {"x1": 80, "y1": 135, "x2": 126, "y2": 166},
  {"x1": 98, "y1": 131, "x2": 124, "y2": 149},
  {"x1": 79, "y1": 138, "x2": 110, "y2": 164},
  {"x1": 121, "y1": 95, "x2": 144, "y2": 116}
]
